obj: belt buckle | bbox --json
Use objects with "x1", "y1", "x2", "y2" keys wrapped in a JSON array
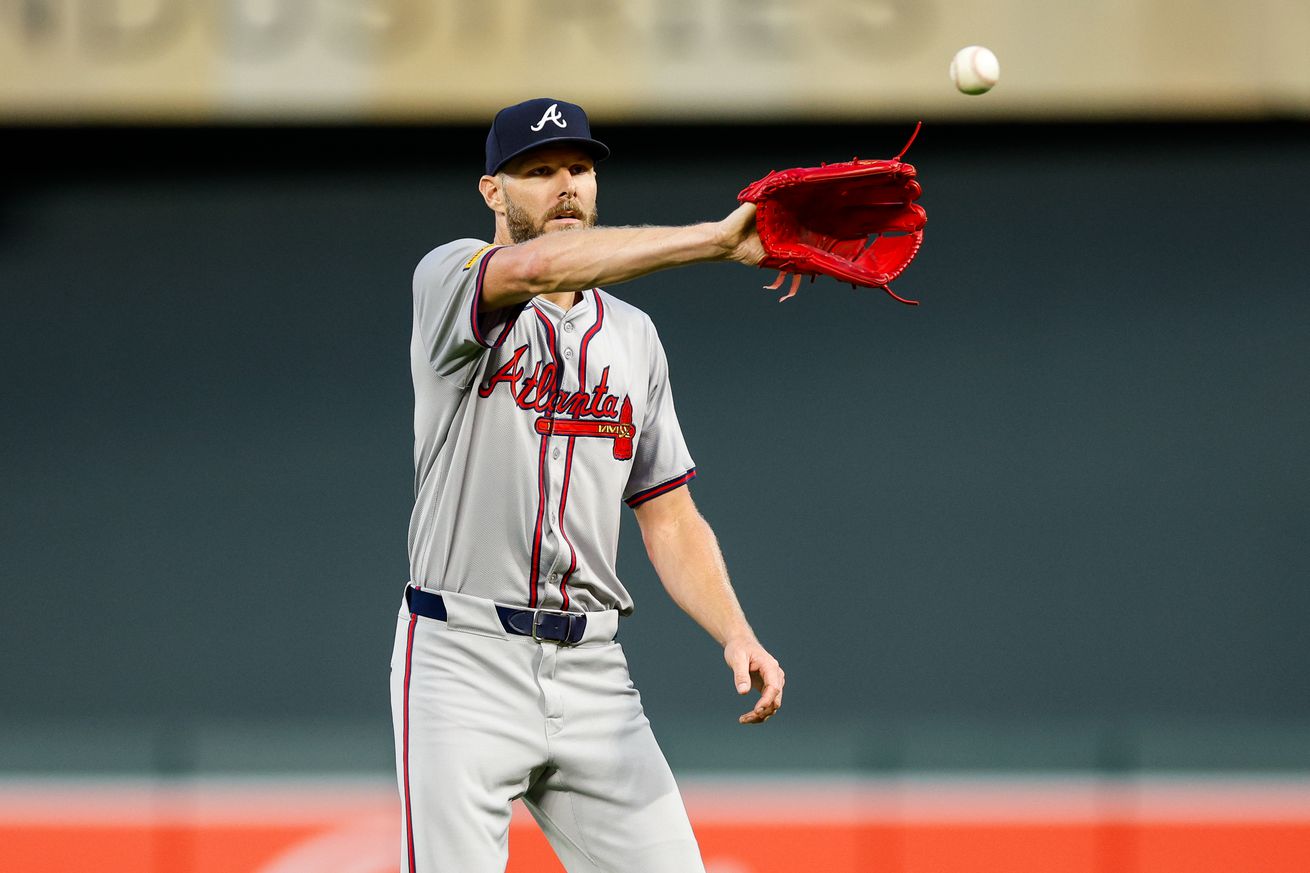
[{"x1": 532, "y1": 608, "x2": 574, "y2": 644}]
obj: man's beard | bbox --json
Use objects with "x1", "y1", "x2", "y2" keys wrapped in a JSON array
[{"x1": 504, "y1": 196, "x2": 598, "y2": 244}]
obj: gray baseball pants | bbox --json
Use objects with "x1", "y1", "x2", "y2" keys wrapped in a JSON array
[{"x1": 390, "y1": 589, "x2": 706, "y2": 873}]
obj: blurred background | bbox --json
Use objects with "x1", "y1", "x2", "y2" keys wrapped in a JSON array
[{"x1": 3, "y1": 1, "x2": 1309, "y2": 871}]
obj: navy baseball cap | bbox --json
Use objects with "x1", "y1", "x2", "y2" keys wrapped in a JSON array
[{"x1": 485, "y1": 97, "x2": 610, "y2": 176}]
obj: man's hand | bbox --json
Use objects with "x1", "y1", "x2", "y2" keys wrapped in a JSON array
[
  {"x1": 724, "y1": 636, "x2": 784, "y2": 724},
  {"x1": 718, "y1": 202, "x2": 765, "y2": 268}
]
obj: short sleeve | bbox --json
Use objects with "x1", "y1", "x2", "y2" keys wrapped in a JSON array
[
  {"x1": 413, "y1": 239, "x2": 524, "y2": 379},
  {"x1": 623, "y1": 320, "x2": 697, "y2": 507}
]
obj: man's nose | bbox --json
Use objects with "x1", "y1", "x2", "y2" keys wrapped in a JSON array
[{"x1": 556, "y1": 169, "x2": 577, "y2": 196}]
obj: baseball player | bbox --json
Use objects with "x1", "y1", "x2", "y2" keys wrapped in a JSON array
[{"x1": 392, "y1": 97, "x2": 783, "y2": 873}]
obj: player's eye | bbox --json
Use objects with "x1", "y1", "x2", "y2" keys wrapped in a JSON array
[{"x1": 570, "y1": 164, "x2": 592, "y2": 175}]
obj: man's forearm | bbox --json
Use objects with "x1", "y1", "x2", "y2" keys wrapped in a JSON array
[
  {"x1": 636, "y1": 488, "x2": 784, "y2": 723},
  {"x1": 641, "y1": 505, "x2": 756, "y2": 647},
  {"x1": 481, "y1": 202, "x2": 761, "y2": 310},
  {"x1": 484, "y1": 223, "x2": 726, "y2": 308}
]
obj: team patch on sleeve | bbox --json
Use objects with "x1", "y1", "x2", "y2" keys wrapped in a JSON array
[{"x1": 462, "y1": 244, "x2": 500, "y2": 271}]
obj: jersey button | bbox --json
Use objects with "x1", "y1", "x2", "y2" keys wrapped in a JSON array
[
  {"x1": 552, "y1": 447, "x2": 561, "y2": 460},
  {"x1": 564, "y1": 348, "x2": 574, "y2": 359},
  {"x1": 563, "y1": 322, "x2": 575, "y2": 332}
]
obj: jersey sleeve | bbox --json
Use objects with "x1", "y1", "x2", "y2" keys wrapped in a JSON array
[
  {"x1": 413, "y1": 239, "x2": 524, "y2": 379},
  {"x1": 623, "y1": 319, "x2": 697, "y2": 508}
]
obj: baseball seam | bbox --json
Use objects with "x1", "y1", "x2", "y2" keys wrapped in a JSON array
[{"x1": 969, "y1": 49, "x2": 996, "y2": 87}]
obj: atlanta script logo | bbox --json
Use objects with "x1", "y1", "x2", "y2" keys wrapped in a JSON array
[{"x1": 478, "y1": 344, "x2": 635, "y2": 460}]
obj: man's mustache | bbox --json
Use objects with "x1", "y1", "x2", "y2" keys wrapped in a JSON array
[{"x1": 547, "y1": 202, "x2": 587, "y2": 220}]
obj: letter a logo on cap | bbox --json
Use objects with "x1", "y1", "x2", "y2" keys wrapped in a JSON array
[{"x1": 530, "y1": 103, "x2": 568, "y2": 132}]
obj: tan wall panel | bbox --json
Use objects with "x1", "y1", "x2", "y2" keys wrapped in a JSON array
[{"x1": 2, "y1": 0, "x2": 1308, "y2": 121}]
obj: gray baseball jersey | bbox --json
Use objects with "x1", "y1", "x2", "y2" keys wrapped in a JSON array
[{"x1": 408, "y1": 238, "x2": 697, "y2": 614}]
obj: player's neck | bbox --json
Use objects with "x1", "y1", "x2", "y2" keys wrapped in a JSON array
[{"x1": 539, "y1": 290, "x2": 582, "y2": 311}]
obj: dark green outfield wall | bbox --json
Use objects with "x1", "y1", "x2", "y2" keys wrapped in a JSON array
[{"x1": 2, "y1": 122, "x2": 1308, "y2": 772}]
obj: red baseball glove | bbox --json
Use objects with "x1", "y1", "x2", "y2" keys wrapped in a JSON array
[{"x1": 737, "y1": 123, "x2": 927, "y2": 303}]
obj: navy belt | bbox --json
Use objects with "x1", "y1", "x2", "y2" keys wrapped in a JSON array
[{"x1": 406, "y1": 586, "x2": 589, "y2": 645}]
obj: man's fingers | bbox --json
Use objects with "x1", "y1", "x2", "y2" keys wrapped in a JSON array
[
  {"x1": 757, "y1": 660, "x2": 784, "y2": 707},
  {"x1": 724, "y1": 642, "x2": 785, "y2": 723},
  {"x1": 728, "y1": 201, "x2": 757, "y2": 224},
  {"x1": 729, "y1": 656, "x2": 750, "y2": 694},
  {"x1": 754, "y1": 683, "x2": 782, "y2": 716},
  {"x1": 738, "y1": 703, "x2": 776, "y2": 724},
  {"x1": 738, "y1": 668, "x2": 784, "y2": 724}
]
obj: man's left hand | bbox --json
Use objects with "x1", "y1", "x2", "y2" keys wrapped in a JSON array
[{"x1": 724, "y1": 637, "x2": 784, "y2": 725}]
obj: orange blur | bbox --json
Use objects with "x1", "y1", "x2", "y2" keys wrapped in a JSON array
[{"x1": 3, "y1": 781, "x2": 1309, "y2": 873}]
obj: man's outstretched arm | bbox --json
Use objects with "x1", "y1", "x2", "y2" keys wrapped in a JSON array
[
  {"x1": 633, "y1": 485, "x2": 784, "y2": 725},
  {"x1": 481, "y1": 203, "x2": 764, "y2": 309}
]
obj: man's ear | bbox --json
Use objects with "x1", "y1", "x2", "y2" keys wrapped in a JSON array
[{"x1": 479, "y1": 175, "x2": 503, "y2": 212}]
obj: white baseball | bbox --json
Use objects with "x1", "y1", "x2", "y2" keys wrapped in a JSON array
[{"x1": 950, "y1": 45, "x2": 1000, "y2": 96}]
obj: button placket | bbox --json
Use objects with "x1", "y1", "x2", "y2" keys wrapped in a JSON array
[{"x1": 541, "y1": 307, "x2": 578, "y2": 603}]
